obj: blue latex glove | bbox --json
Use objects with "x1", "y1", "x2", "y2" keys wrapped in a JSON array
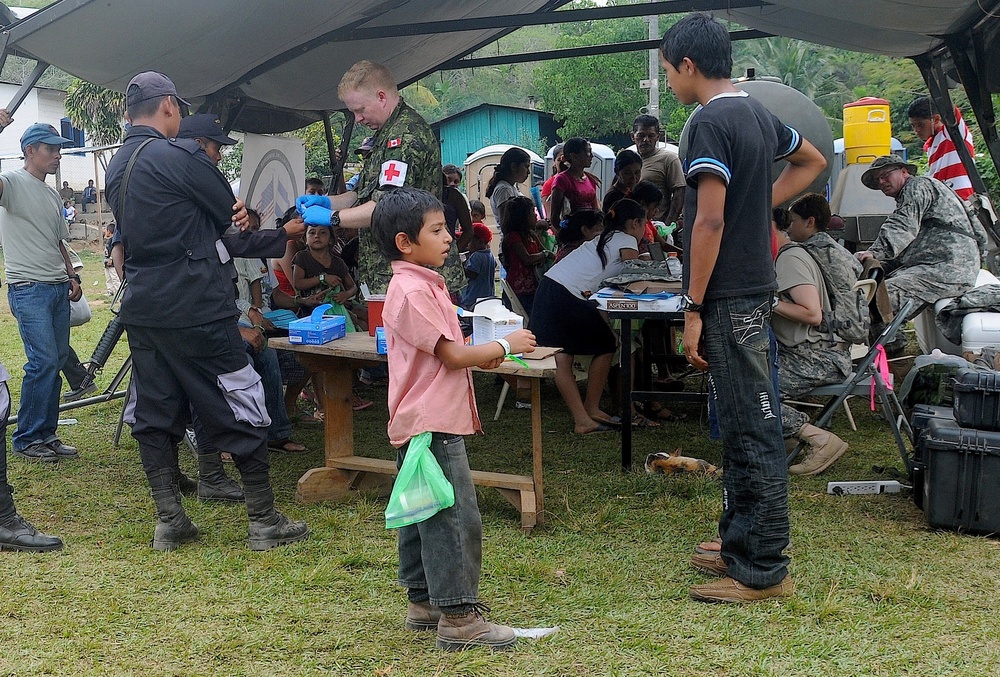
[
  {"x1": 296, "y1": 194, "x2": 331, "y2": 216},
  {"x1": 301, "y1": 204, "x2": 333, "y2": 227}
]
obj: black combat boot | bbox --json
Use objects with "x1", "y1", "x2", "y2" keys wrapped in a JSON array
[
  {"x1": 241, "y1": 473, "x2": 309, "y2": 551},
  {"x1": 0, "y1": 483, "x2": 62, "y2": 552},
  {"x1": 149, "y1": 469, "x2": 199, "y2": 551},
  {"x1": 196, "y1": 451, "x2": 244, "y2": 502}
]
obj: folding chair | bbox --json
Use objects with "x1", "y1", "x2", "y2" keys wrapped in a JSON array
[{"x1": 786, "y1": 298, "x2": 915, "y2": 475}]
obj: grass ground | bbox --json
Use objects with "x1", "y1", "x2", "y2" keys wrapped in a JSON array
[{"x1": 1, "y1": 248, "x2": 999, "y2": 676}]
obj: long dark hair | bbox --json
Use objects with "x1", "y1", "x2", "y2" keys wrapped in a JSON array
[
  {"x1": 596, "y1": 198, "x2": 644, "y2": 267},
  {"x1": 485, "y1": 147, "x2": 530, "y2": 198},
  {"x1": 557, "y1": 208, "x2": 603, "y2": 248},
  {"x1": 499, "y1": 195, "x2": 535, "y2": 239}
]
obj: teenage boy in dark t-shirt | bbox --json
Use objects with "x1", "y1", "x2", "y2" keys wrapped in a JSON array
[{"x1": 661, "y1": 13, "x2": 826, "y2": 603}]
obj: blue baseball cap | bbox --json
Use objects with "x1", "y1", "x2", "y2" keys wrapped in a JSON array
[
  {"x1": 20, "y1": 123, "x2": 72, "y2": 151},
  {"x1": 126, "y1": 71, "x2": 190, "y2": 108}
]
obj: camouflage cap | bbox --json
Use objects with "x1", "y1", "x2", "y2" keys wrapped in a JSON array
[{"x1": 861, "y1": 154, "x2": 918, "y2": 190}]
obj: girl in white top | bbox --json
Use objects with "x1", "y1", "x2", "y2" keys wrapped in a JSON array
[
  {"x1": 485, "y1": 147, "x2": 530, "y2": 228},
  {"x1": 531, "y1": 199, "x2": 645, "y2": 434}
]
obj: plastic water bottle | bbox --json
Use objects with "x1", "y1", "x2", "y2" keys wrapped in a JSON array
[{"x1": 666, "y1": 252, "x2": 682, "y2": 278}]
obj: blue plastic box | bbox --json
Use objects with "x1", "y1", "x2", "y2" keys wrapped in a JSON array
[
  {"x1": 376, "y1": 326, "x2": 387, "y2": 354},
  {"x1": 288, "y1": 304, "x2": 346, "y2": 345}
]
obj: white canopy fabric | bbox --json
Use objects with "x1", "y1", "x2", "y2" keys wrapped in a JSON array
[
  {"x1": 722, "y1": 1, "x2": 995, "y2": 58},
  {"x1": 0, "y1": 0, "x2": 565, "y2": 132},
  {"x1": 1, "y1": 0, "x2": 997, "y2": 133}
]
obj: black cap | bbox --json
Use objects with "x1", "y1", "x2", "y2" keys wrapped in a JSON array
[
  {"x1": 178, "y1": 114, "x2": 237, "y2": 145},
  {"x1": 126, "y1": 71, "x2": 190, "y2": 108}
]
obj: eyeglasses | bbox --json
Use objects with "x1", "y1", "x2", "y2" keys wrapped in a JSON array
[{"x1": 875, "y1": 167, "x2": 900, "y2": 183}]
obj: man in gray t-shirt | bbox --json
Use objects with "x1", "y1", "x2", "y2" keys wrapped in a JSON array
[{"x1": 0, "y1": 116, "x2": 82, "y2": 464}]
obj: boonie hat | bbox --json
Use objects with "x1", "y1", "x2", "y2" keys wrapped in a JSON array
[
  {"x1": 178, "y1": 114, "x2": 237, "y2": 145},
  {"x1": 861, "y1": 154, "x2": 918, "y2": 190},
  {"x1": 20, "y1": 123, "x2": 72, "y2": 151},
  {"x1": 126, "y1": 71, "x2": 191, "y2": 108}
]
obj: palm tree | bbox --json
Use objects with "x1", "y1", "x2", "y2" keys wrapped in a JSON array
[{"x1": 64, "y1": 79, "x2": 126, "y2": 147}]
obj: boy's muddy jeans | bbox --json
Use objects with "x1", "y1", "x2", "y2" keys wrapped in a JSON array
[
  {"x1": 396, "y1": 433, "x2": 482, "y2": 607},
  {"x1": 703, "y1": 292, "x2": 790, "y2": 589}
]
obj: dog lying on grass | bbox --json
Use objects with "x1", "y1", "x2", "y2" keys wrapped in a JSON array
[{"x1": 644, "y1": 449, "x2": 719, "y2": 476}]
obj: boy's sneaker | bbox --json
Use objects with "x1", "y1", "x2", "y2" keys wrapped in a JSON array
[
  {"x1": 12, "y1": 442, "x2": 58, "y2": 463},
  {"x1": 46, "y1": 439, "x2": 79, "y2": 458},
  {"x1": 690, "y1": 575, "x2": 794, "y2": 603},
  {"x1": 63, "y1": 382, "x2": 97, "y2": 402},
  {"x1": 436, "y1": 604, "x2": 517, "y2": 652},
  {"x1": 405, "y1": 600, "x2": 441, "y2": 631}
]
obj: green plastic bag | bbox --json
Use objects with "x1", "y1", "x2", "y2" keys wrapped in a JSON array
[{"x1": 385, "y1": 432, "x2": 456, "y2": 529}]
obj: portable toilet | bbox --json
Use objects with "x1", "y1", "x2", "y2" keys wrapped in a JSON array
[
  {"x1": 544, "y1": 142, "x2": 616, "y2": 203},
  {"x1": 843, "y1": 97, "x2": 892, "y2": 166},
  {"x1": 463, "y1": 144, "x2": 544, "y2": 228}
]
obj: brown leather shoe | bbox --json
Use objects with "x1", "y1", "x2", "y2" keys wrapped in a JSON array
[
  {"x1": 690, "y1": 551, "x2": 728, "y2": 577},
  {"x1": 690, "y1": 575, "x2": 794, "y2": 603},
  {"x1": 405, "y1": 600, "x2": 441, "y2": 631},
  {"x1": 436, "y1": 605, "x2": 517, "y2": 651}
]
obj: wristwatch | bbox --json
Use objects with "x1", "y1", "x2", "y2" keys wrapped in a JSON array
[
  {"x1": 330, "y1": 210, "x2": 341, "y2": 228},
  {"x1": 319, "y1": 273, "x2": 326, "y2": 284},
  {"x1": 679, "y1": 294, "x2": 704, "y2": 314}
]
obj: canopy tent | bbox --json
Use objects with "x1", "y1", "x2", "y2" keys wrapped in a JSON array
[{"x1": 0, "y1": 0, "x2": 997, "y2": 178}]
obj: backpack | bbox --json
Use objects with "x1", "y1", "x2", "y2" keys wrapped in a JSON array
[{"x1": 781, "y1": 232, "x2": 869, "y2": 344}]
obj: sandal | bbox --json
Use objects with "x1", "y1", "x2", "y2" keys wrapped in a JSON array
[
  {"x1": 268, "y1": 438, "x2": 308, "y2": 454},
  {"x1": 352, "y1": 395, "x2": 373, "y2": 411},
  {"x1": 632, "y1": 413, "x2": 661, "y2": 429}
]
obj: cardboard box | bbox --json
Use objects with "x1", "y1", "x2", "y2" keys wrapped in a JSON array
[
  {"x1": 464, "y1": 298, "x2": 524, "y2": 346},
  {"x1": 288, "y1": 304, "x2": 347, "y2": 345},
  {"x1": 591, "y1": 287, "x2": 682, "y2": 313}
]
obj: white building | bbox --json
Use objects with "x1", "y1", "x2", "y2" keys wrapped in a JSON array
[{"x1": 0, "y1": 80, "x2": 107, "y2": 200}]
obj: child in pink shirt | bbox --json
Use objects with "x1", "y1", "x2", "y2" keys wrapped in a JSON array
[{"x1": 372, "y1": 187, "x2": 536, "y2": 652}]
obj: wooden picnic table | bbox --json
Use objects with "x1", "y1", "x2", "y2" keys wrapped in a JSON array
[{"x1": 271, "y1": 333, "x2": 557, "y2": 531}]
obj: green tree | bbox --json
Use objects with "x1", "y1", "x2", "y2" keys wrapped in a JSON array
[{"x1": 63, "y1": 79, "x2": 125, "y2": 146}]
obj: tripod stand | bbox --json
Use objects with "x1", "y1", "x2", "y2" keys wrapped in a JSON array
[{"x1": 9, "y1": 282, "x2": 132, "y2": 446}]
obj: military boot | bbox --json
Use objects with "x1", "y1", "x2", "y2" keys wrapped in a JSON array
[
  {"x1": 197, "y1": 451, "x2": 244, "y2": 502},
  {"x1": 149, "y1": 469, "x2": 199, "y2": 551},
  {"x1": 789, "y1": 424, "x2": 849, "y2": 476},
  {"x1": 241, "y1": 473, "x2": 309, "y2": 550},
  {"x1": 0, "y1": 483, "x2": 62, "y2": 552}
]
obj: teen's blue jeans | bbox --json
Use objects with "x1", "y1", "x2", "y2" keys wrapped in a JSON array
[
  {"x1": 396, "y1": 433, "x2": 482, "y2": 607},
  {"x1": 702, "y1": 293, "x2": 790, "y2": 589},
  {"x1": 7, "y1": 281, "x2": 70, "y2": 451}
]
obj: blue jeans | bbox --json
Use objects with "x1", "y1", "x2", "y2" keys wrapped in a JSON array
[
  {"x1": 708, "y1": 328, "x2": 780, "y2": 440},
  {"x1": 396, "y1": 433, "x2": 482, "y2": 607},
  {"x1": 702, "y1": 293, "x2": 789, "y2": 589},
  {"x1": 7, "y1": 281, "x2": 70, "y2": 450},
  {"x1": 251, "y1": 344, "x2": 291, "y2": 442}
]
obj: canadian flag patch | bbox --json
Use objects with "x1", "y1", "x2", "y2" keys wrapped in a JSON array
[
  {"x1": 387, "y1": 138, "x2": 402, "y2": 148},
  {"x1": 380, "y1": 160, "x2": 408, "y2": 187}
]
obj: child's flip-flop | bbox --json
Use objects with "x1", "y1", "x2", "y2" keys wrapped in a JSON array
[{"x1": 574, "y1": 423, "x2": 614, "y2": 435}]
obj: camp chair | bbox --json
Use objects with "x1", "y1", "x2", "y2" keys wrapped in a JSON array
[
  {"x1": 784, "y1": 278, "x2": 879, "y2": 432},
  {"x1": 786, "y1": 298, "x2": 915, "y2": 475}
]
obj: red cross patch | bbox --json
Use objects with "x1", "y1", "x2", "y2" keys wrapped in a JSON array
[{"x1": 380, "y1": 160, "x2": 408, "y2": 187}]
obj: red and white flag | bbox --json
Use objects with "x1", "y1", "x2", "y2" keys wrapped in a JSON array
[{"x1": 387, "y1": 138, "x2": 402, "y2": 148}]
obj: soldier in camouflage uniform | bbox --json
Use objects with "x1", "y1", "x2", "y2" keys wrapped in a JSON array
[
  {"x1": 857, "y1": 155, "x2": 982, "y2": 325},
  {"x1": 299, "y1": 60, "x2": 464, "y2": 296},
  {"x1": 774, "y1": 194, "x2": 856, "y2": 475}
]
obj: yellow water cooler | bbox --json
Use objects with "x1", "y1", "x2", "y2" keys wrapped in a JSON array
[{"x1": 843, "y1": 97, "x2": 891, "y2": 165}]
